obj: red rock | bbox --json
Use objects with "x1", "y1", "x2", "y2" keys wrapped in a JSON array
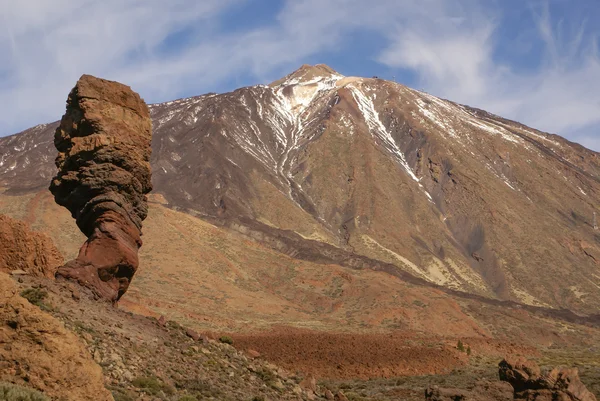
[
  {"x1": 0, "y1": 214, "x2": 63, "y2": 278},
  {"x1": 499, "y1": 358, "x2": 597, "y2": 401},
  {"x1": 247, "y1": 349, "x2": 261, "y2": 358},
  {"x1": 186, "y1": 328, "x2": 200, "y2": 341},
  {"x1": 157, "y1": 315, "x2": 167, "y2": 326},
  {"x1": 50, "y1": 75, "x2": 152, "y2": 302},
  {"x1": 499, "y1": 356, "x2": 541, "y2": 392},
  {"x1": 300, "y1": 374, "x2": 317, "y2": 392},
  {"x1": 335, "y1": 390, "x2": 349, "y2": 401}
]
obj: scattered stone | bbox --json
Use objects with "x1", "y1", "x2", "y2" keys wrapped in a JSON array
[
  {"x1": 499, "y1": 358, "x2": 596, "y2": 401},
  {"x1": 300, "y1": 374, "x2": 317, "y2": 392},
  {"x1": 426, "y1": 358, "x2": 596, "y2": 401},
  {"x1": 9, "y1": 270, "x2": 27, "y2": 275},
  {"x1": 247, "y1": 348, "x2": 261, "y2": 358},
  {"x1": 0, "y1": 273, "x2": 112, "y2": 400},
  {"x1": 186, "y1": 328, "x2": 200, "y2": 341},
  {"x1": 335, "y1": 390, "x2": 349, "y2": 401},
  {"x1": 425, "y1": 380, "x2": 514, "y2": 401}
]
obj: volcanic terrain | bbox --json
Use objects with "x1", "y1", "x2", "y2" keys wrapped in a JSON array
[{"x1": 1, "y1": 65, "x2": 600, "y2": 400}]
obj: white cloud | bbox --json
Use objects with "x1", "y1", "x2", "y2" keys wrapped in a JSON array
[
  {"x1": 374, "y1": 0, "x2": 600, "y2": 151},
  {"x1": 0, "y1": 0, "x2": 244, "y2": 133},
  {"x1": 1, "y1": 0, "x2": 598, "y2": 151}
]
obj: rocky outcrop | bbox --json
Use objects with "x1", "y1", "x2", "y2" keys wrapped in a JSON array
[
  {"x1": 426, "y1": 358, "x2": 597, "y2": 401},
  {"x1": 499, "y1": 357, "x2": 597, "y2": 401},
  {"x1": 0, "y1": 214, "x2": 63, "y2": 278},
  {"x1": 0, "y1": 273, "x2": 113, "y2": 400},
  {"x1": 50, "y1": 75, "x2": 152, "y2": 302},
  {"x1": 498, "y1": 357, "x2": 542, "y2": 393}
]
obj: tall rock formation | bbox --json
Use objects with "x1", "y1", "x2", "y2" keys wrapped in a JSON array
[
  {"x1": 49, "y1": 75, "x2": 152, "y2": 302},
  {"x1": 0, "y1": 214, "x2": 63, "y2": 278}
]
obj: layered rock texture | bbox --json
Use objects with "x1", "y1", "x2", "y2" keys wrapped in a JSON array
[
  {"x1": 0, "y1": 273, "x2": 113, "y2": 400},
  {"x1": 49, "y1": 75, "x2": 152, "y2": 301},
  {"x1": 0, "y1": 214, "x2": 62, "y2": 278}
]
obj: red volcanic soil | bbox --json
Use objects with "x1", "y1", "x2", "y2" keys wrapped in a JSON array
[{"x1": 229, "y1": 327, "x2": 470, "y2": 379}]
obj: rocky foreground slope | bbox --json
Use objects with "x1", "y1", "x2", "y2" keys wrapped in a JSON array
[
  {"x1": 0, "y1": 274, "x2": 113, "y2": 401},
  {"x1": 1, "y1": 65, "x2": 599, "y2": 315}
]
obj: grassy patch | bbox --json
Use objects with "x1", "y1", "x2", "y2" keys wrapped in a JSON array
[
  {"x1": 131, "y1": 376, "x2": 175, "y2": 396},
  {"x1": 0, "y1": 382, "x2": 49, "y2": 401},
  {"x1": 20, "y1": 288, "x2": 48, "y2": 307},
  {"x1": 178, "y1": 396, "x2": 198, "y2": 401}
]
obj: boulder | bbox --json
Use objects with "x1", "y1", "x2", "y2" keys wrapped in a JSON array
[
  {"x1": 499, "y1": 358, "x2": 597, "y2": 401},
  {"x1": 499, "y1": 356, "x2": 542, "y2": 392}
]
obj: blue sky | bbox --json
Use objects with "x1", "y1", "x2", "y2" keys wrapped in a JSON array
[{"x1": 1, "y1": 0, "x2": 599, "y2": 151}]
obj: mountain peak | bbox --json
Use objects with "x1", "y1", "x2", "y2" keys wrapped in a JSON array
[{"x1": 270, "y1": 64, "x2": 344, "y2": 88}]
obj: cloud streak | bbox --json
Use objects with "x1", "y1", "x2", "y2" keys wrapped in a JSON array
[{"x1": 1, "y1": 0, "x2": 598, "y2": 151}]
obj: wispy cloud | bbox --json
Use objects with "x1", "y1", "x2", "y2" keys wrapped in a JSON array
[
  {"x1": 375, "y1": 0, "x2": 600, "y2": 150},
  {"x1": 1, "y1": 0, "x2": 598, "y2": 151}
]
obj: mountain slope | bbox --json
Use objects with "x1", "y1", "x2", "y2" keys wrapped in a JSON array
[{"x1": 1, "y1": 64, "x2": 599, "y2": 314}]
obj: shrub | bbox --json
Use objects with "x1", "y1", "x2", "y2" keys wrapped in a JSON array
[
  {"x1": 0, "y1": 382, "x2": 49, "y2": 401},
  {"x1": 20, "y1": 288, "x2": 48, "y2": 307},
  {"x1": 467, "y1": 346, "x2": 472, "y2": 356},
  {"x1": 178, "y1": 396, "x2": 198, "y2": 401},
  {"x1": 131, "y1": 376, "x2": 174, "y2": 395},
  {"x1": 219, "y1": 336, "x2": 233, "y2": 345},
  {"x1": 111, "y1": 390, "x2": 135, "y2": 401},
  {"x1": 457, "y1": 340, "x2": 465, "y2": 352}
]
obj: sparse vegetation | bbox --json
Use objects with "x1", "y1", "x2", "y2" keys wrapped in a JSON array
[
  {"x1": 109, "y1": 387, "x2": 135, "y2": 401},
  {"x1": 0, "y1": 382, "x2": 49, "y2": 401},
  {"x1": 456, "y1": 340, "x2": 465, "y2": 352},
  {"x1": 178, "y1": 395, "x2": 198, "y2": 401},
  {"x1": 20, "y1": 287, "x2": 48, "y2": 307},
  {"x1": 131, "y1": 376, "x2": 175, "y2": 396},
  {"x1": 219, "y1": 335, "x2": 234, "y2": 345}
]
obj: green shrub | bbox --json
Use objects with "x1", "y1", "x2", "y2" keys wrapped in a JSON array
[
  {"x1": 131, "y1": 376, "x2": 174, "y2": 396},
  {"x1": 0, "y1": 382, "x2": 49, "y2": 401},
  {"x1": 20, "y1": 288, "x2": 48, "y2": 307},
  {"x1": 219, "y1": 336, "x2": 234, "y2": 345},
  {"x1": 457, "y1": 340, "x2": 465, "y2": 352},
  {"x1": 467, "y1": 346, "x2": 472, "y2": 356},
  {"x1": 111, "y1": 390, "x2": 135, "y2": 401}
]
